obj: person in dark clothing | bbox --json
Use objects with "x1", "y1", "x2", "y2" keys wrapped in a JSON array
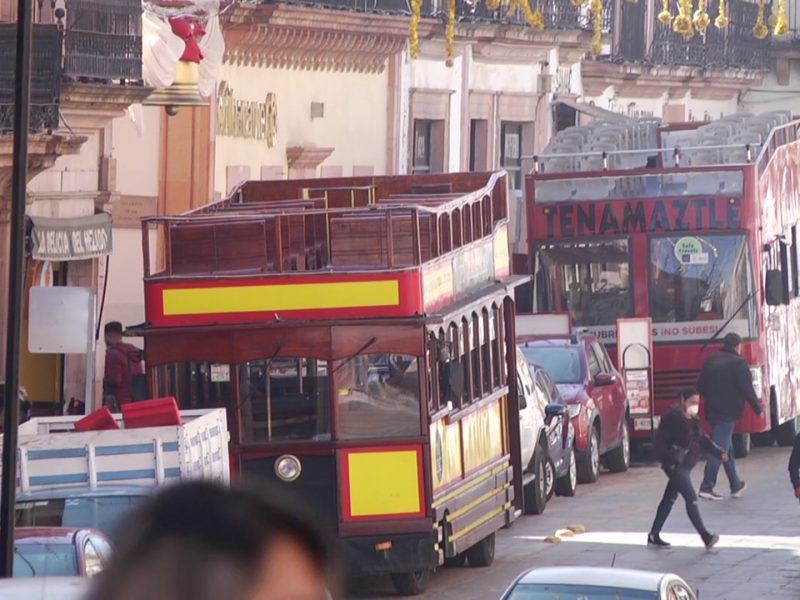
[
  {"x1": 789, "y1": 433, "x2": 800, "y2": 500},
  {"x1": 103, "y1": 321, "x2": 144, "y2": 410},
  {"x1": 696, "y1": 332, "x2": 762, "y2": 500},
  {"x1": 649, "y1": 388, "x2": 725, "y2": 550}
]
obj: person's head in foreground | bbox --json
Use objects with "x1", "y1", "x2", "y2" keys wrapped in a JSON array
[
  {"x1": 678, "y1": 387, "x2": 700, "y2": 417},
  {"x1": 86, "y1": 480, "x2": 331, "y2": 600}
]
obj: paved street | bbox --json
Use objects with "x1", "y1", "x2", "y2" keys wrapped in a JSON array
[{"x1": 361, "y1": 446, "x2": 800, "y2": 600}]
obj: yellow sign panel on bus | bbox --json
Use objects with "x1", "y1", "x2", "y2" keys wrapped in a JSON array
[
  {"x1": 461, "y1": 400, "x2": 504, "y2": 474},
  {"x1": 345, "y1": 448, "x2": 423, "y2": 519}
]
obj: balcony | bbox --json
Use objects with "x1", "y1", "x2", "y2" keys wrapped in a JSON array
[
  {"x1": 266, "y1": 0, "x2": 435, "y2": 16},
  {"x1": 0, "y1": 23, "x2": 62, "y2": 133},
  {"x1": 610, "y1": 0, "x2": 770, "y2": 70},
  {"x1": 456, "y1": 0, "x2": 614, "y2": 31}
]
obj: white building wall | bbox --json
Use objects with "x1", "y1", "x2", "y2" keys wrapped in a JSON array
[{"x1": 742, "y1": 60, "x2": 800, "y2": 116}]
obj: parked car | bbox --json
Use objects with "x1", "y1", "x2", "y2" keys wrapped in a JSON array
[
  {"x1": 0, "y1": 577, "x2": 89, "y2": 600},
  {"x1": 14, "y1": 527, "x2": 111, "y2": 578},
  {"x1": 500, "y1": 566, "x2": 697, "y2": 600},
  {"x1": 515, "y1": 347, "x2": 577, "y2": 516},
  {"x1": 518, "y1": 331, "x2": 629, "y2": 484},
  {"x1": 16, "y1": 484, "x2": 151, "y2": 537}
]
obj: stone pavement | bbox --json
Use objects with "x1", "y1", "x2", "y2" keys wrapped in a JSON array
[{"x1": 361, "y1": 446, "x2": 800, "y2": 599}]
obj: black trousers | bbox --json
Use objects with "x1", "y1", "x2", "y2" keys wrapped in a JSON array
[{"x1": 651, "y1": 466, "x2": 710, "y2": 538}]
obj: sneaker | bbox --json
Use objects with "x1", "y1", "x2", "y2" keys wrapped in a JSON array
[
  {"x1": 703, "y1": 533, "x2": 720, "y2": 550},
  {"x1": 731, "y1": 481, "x2": 747, "y2": 498},
  {"x1": 699, "y1": 490, "x2": 724, "y2": 500},
  {"x1": 647, "y1": 533, "x2": 671, "y2": 548}
]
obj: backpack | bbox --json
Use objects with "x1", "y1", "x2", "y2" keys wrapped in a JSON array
[{"x1": 126, "y1": 348, "x2": 148, "y2": 402}]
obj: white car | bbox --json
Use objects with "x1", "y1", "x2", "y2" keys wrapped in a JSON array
[
  {"x1": 500, "y1": 566, "x2": 697, "y2": 600},
  {"x1": 0, "y1": 577, "x2": 90, "y2": 600}
]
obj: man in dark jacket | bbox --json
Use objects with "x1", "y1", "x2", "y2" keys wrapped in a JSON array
[
  {"x1": 649, "y1": 389, "x2": 724, "y2": 550},
  {"x1": 789, "y1": 432, "x2": 800, "y2": 500},
  {"x1": 103, "y1": 321, "x2": 144, "y2": 409},
  {"x1": 696, "y1": 332, "x2": 762, "y2": 500}
]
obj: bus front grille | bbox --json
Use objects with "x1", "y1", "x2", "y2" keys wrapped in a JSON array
[{"x1": 652, "y1": 369, "x2": 701, "y2": 409}]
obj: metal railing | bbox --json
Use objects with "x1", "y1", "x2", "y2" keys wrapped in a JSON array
[{"x1": 268, "y1": 0, "x2": 435, "y2": 15}]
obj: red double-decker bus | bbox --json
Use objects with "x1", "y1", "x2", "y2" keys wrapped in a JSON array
[{"x1": 518, "y1": 111, "x2": 800, "y2": 457}]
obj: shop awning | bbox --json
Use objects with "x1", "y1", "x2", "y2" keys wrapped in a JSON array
[
  {"x1": 554, "y1": 98, "x2": 633, "y2": 121},
  {"x1": 29, "y1": 212, "x2": 113, "y2": 261}
]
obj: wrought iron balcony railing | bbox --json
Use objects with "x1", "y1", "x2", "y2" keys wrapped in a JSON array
[
  {"x1": 0, "y1": 22, "x2": 62, "y2": 133},
  {"x1": 456, "y1": 0, "x2": 614, "y2": 31},
  {"x1": 266, "y1": 0, "x2": 435, "y2": 16}
]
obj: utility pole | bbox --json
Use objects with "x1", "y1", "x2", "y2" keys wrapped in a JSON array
[{"x1": 0, "y1": 0, "x2": 34, "y2": 577}]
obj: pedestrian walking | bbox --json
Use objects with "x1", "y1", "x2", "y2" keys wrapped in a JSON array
[
  {"x1": 649, "y1": 388, "x2": 724, "y2": 550},
  {"x1": 696, "y1": 332, "x2": 762, "y2": 500},
  {"x1": 85, "y1": 480, "x2": 333, "y2": 600},
  {"x1": 103, "y1": 321, "x2": 146, "y2": 410},
  {"x1": 789, "y1": 432, "x2": 800, "y2": 501}
]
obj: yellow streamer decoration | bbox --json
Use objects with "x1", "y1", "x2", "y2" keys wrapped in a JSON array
[
  {"x1": 774, "y1": 0, "x2": 789, "y2": 35},
  {"x1": 590, "y1": 0, "x2": 603, "y2": 54},
  {"x1": 521, "y1": 0, "x2": 544, "y2": 29},
  {"x1": 409, "y1": 0, "x2": 421, "y2": 59},
  {"x1": 487, "y1": 0, "x2": 500, "y2": 10},
  {"x1": 753, "y1": 0, "x2": 768, "y2": 39},
  {"x1": 692, "y1": 0, "x2": 710, "y2": 31},
  {"x1": 714, "y1": 0, "x2": 728, "y2": 27},
  {"x1": 445, "y1": 0, "x2": 455, "y2": 66},
  {"x1": 570, "y1": 0, "x2": 585, "y2": 5},
  {"x1": 673, "y1": 0, "x2": 693, "y2": 37},
  {"x1": 657, "y1": 0, "x2": 671, "y2": 25}
]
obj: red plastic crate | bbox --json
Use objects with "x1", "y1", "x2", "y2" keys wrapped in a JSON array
[
  {"x1": 75, "y1": 407, "x2": 120, "y2": 432},
  {"x1": 121, "y1": 397, "x2": 182, "y2": 429}
]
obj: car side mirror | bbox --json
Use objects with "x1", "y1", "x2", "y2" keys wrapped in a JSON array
[
  {"x1": 594, "y1": 372, "x2": 617, "y2": 386},
  {"x1": 765, "y1": 269, "x2": 787, "y2": 306},
  {"x1": 544, "y1": 402, "x2": 566, "y2": 426}
]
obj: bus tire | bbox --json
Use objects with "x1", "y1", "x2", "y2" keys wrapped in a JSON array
[
  {"x1": 732, "y1": 433, "x2": 751, "y2": 458},
  {"x1": 524, "y1": 450, "x2": 547, "y2": 515},
  {"x1": 443, "y1": 553, "x2": 466, "y2": 568},
  {"x1": 392, "y1": 570, "x2": 430, "y2": 596},
  {"x1": 776, "y1": 416, "x2": 799, "y2": 447},
  {"x1": 466, "y1": 532, "x2": 495, "y2": 567}
]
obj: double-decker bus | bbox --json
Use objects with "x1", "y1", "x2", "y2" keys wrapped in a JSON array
[
  {"x1": 132, "y1": 172, "x2": 527, "y2": 595},
  {"x1": 519, "y1": 111, "x2": 800, "y2": 457}
]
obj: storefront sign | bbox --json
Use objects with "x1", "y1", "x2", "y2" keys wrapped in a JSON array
[
  {"x1": 29, "y1": 212, "x2": 113, "y2": 261},
  {"x1": 216, "y1": 81, "x2": 278, "y2": 148},
  {"x1": 580, "y1": 318, "x2": 749, "y2": 344}
]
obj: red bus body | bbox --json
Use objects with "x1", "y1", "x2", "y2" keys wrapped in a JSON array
[{"x1": 519, "y1": 115, "x2": 800, "y2": 450}]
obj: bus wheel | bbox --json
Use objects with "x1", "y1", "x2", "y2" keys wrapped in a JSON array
[
  {"x1": 443, "y1": 553, "x2": 466, "y2": 568},
  {"x1": 776, "y1": 416, "x2": 800, "y2": 447},
  {"x1": 732, "y1": 433, "x2": 751, "y2": 458},
  {"x1": 466, "y1": 532, "x2": 496, "y2": 567},
  {"x1": 391, "y1": 570, "x2": 430, "y2": 596}
]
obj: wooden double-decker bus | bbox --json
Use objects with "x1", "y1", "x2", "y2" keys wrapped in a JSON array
[{"x1": 133, "y1": 172, "x2": 526, "y2": 595}]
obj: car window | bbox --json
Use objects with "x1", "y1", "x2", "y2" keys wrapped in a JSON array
[
  {"x1": 592, "y1": 342, "x2": 613, "y2": 373},
  {"x1": 517, "y1": 351, "x2": 536, "y2": 401},
  {"x1": 13, "y1": 543, "x2": 79, "y2": 577},
  {"x1": 16, "y1": 495, "x2": 145, "y2": 536},
  {"x1": 509, "y1": 583, "x2": 658, "y2": 599},
  {"x1": 520, "y1": 346, "x2": 583, "y2": 384},
  {"x1": 587, "y1": 345, "x2": 601, "y2": 378},
  {"x1": 533, "y1": 375, "x2": 550, "y2": 413},
  {"x1": 83, "y1": 539, "x2": 104, "y2": 577},
  {"x1": 538, "y1": 370, "x2": 563, "y2": 405},
  {"x1": 90, "y1": 536, "x2": 112, "y2": 564}
]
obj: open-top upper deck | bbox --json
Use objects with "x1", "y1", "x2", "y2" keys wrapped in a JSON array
[
  {"x1": 528, "y1": 110, "x2": 799, "y2": 206},
  {"x1": 141, "y1": 172, "x2": 512, "y2": 328}
]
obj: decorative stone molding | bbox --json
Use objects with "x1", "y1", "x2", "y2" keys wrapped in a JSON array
[
  {"x1": 286, "y1": 146, "x2": 334, "y2": 171},
  {"x1": 25, "y1": 189, "x2": 121, "y2": 211},
  {"x1": 581, "y1": 60, "x2": 765, "y2": 101},
  {"x1": 59, "y1": 83, "x2": 154, "y2": 131},
  {"x1": 0, "y1": 134, "x2": 87, "y2": 196}
]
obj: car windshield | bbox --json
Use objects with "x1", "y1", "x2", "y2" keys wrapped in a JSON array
[
  {"x1": 508, "y1": 583, "x2": 657, "y2": 599},
  {"x1": 16, "y1": 495, "x2": 146, "y2": 536},
  {"x1": 13, "y1": 543, "x2": 78, "y2": 577},
  {"x1": 520, "y1": 346, "x2": 583, "y2": 384},
  {"x1": 648, "y1": 233, "x2": 756, "y2": 342}
]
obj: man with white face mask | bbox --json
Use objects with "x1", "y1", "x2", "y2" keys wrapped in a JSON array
[{"x1": 649, "y1": 388, "x2": 726, "y2": 550}]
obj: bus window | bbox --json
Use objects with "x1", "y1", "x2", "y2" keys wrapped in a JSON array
[
  {"x1": 648, "y1": 233, "x2": 756, "y2": 340},
  {"x1": 153, "y1": 362, "x2": 232, "y2": 411},
  {"x1": 535, "y1": 239, "x2": 632, "y2": 327},
  {"x1": 335, "y1": 354, "x2": 422, "y2": 440},
  {"x1": 238, "y1": 358, "x2": 331, "y2": 443}
]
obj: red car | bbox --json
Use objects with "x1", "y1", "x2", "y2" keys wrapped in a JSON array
[
  {"x1": 13, "y1": 527, "x2": 111, "y2": 578},
  {"x1": 518, "y1": 331, "x2": 630, "y2": 484}
]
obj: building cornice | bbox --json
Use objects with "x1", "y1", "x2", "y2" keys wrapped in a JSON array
[
  {"x1": 286, "y1": 146, "x2": 335, "y2": 170},
  {"x1": 0, "y1": 134, "x2": 87, "y2": 197},
  {"x1": 581, "y1": 59, "x2": 765, "y2": 100},
  {"x1": 59, "y1": 83, "x2": 155, "y2": 130}
]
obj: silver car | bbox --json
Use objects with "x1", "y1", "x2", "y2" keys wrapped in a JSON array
[
  {"x1": 500, "y1": 566, "x2": 697, "y2": 600},
  {"x1": 0, "y1": 577, "x2": 90, "y2": 600}
]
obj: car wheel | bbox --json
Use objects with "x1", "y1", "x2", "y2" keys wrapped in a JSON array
[
  {"x1": 466, "y1": 532, "x2": 495, "y2": 567},
  {"x1": 577, "y1": 426, "x2": 601, "y2": 484},
  {"x1": 606, "y1": 421, "x2": 630, "y2": 473},
  {"x1": 392, "y1": 570, "x2": 431, "y2": 596},
  {"x1": 545, "y1": 456, "x2": 556, "y2": 501},
  {"x1": 732, "y1": 432, "x2": 751, "y2": 458},
  {"x1": 523, "y1": 449, "x2": 547, "y2": 515},
  {"x1": 555, "y1": 445, "x2": 577, "y2": 497}
]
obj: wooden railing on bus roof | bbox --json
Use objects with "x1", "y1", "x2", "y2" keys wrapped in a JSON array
[{"x1": 141, "y1": 171, "x2": 509, "y2": 279}]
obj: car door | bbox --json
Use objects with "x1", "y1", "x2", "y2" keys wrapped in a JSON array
[
  {"x1": 597, "y1": 341, "x2": 627, "y2": 429},
  {"x1": 587, "y1": 342, "x2": 614, "y2": 449},
  {"x1": 535, "y1": 370, "x2": 566, "y2": 471}
]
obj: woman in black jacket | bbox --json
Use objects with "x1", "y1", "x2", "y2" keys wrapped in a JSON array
[{"x1": 649, "y1": 388, "x2": 725, "y2": 550}]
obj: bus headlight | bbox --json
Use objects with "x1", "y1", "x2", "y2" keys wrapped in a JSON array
[
  {"x1": 275, "y1": 455, "x2": 302, "y2": 482},
  {"x1": 749, "y1": 365, "x2": 763, "y2": 397}
]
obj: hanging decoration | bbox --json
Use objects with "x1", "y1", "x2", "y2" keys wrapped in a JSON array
[
  {"x1": 570, "y1": 0, "x2": 585, "y2": 6},
  {"x1": 445, "y1": 0, "x2": 456, "y2": 66},
  {"x1": 673, "y1": 0, "x2": 693, "y2": 37},
  {"x1": 692, "y1": 0, "x2": 710, "y2": 31},
  {"x1": 774, "y1": 0, "x2": 789, "y2": 35},
  {"x1": 410, "y1": 0, "x2": 421, "y2": 59},
  {"x1": 657, "y1": 0, "x2": 672, "y2": 25},
  {"x1": 590, "y1": 0, "x2": 603, "y2": 54},
  {"x1": 520, "y1": 0, "x2": 545, "y2": 29},
  {"x1": 714, "y1": 0, "x2": 728, "y2": 27},
  {"x1": 753, "y1": 0, "x2": 769, "y2": 39},
  {"x1": 487, "y1": 0, "x2": 501, "y2": 10}
]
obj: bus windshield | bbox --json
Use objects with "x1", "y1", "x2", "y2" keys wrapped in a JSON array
[
  {"x1": 648, "y1": 233, "x2": 756, "y2": 342},
  {"x1": 534, "y1": 238, "x2": 633, "y2": 327}
]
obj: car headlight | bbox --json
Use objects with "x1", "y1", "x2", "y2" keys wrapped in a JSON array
[
  {"x1": 275, "y1": 454, "x2": 302, "y2": 482},
  {"x1": 568, "y1": 403, "x2": 582, "y2": 418},
  {"x1": 749, "y1": 365, "x2": 763, "y2": 396}
]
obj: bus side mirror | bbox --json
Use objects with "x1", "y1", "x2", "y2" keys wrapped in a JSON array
[{"x1": 765, "y1": 269, "x2": 787, "y2": 306}]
